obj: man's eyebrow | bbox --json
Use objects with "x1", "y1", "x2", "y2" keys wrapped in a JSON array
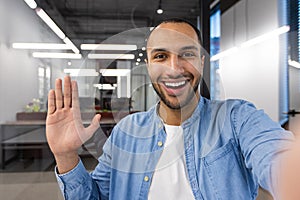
[
  {"x1": 150, "y1": 48, "x2": 167, "y2": 54},
  {"x1": 180, "y1": 46, "x2": 199, "y2": 51},
  {"x1": 150, "y1": 46, "x2": 199, "y2": 54}
]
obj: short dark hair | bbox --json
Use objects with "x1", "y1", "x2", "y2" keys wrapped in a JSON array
[{"x1": 151, "y1": 18, "x2": 203, "y2": 45}]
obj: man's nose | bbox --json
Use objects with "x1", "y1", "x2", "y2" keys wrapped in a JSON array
[{"x1": 169, "y1": 54, "x2": 184, "y2": 73}]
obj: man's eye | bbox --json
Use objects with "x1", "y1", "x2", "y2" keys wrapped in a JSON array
[
  {"x1": 154, "y1": 54, "x2": 167, "y2": 59},
  {"x1": 181, "y1": 52, "x2": 196, "y2": 58}
]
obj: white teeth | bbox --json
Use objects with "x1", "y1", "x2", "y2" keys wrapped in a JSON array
[{"x1": 165, "y1": 81, "x2": 186, "y2": 87}]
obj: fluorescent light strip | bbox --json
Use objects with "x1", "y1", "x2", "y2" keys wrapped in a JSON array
[
  {"x1": 93, "y1": 84, "x2": 117, "y2": 90},
  {"x1": 32, "y1": 52, "x2": 82, "y2": 59},
  {"x1": 36, "y1": 8, "x2": 65, "y2": 40},
  {"x1": 99, "y1": 69, "x2": 131, "y2": 76},
  {"x1": 210, "y1": 0, "x2": 220, "y2": 9},
  {"x1": 210, "y1": 25, "x2": 290, "y2": 61},
  {"x1": 210, "y1": 47, "x2": 238, "y2": 61},
  {"x1": 288, "y1": 60, "x2": 300, "y2": 69},
  {"x1": 241, "y1": 25, "x2": 290, "y2": 48},
  {"x1": 88, "y1": 54, "x2": 135, "y2": 60},
  {"x1": 81, "y1": 44, "x2": 137, "y2": 51},
  {"x1": 24, "y1": 0, "x2": 37, "y2": 9},
  {"x1": 12, "y1": 43, "x2": 71, "y2": 50},
  {"x1": 63, "y1": 37, "x2": 80, "y2": 54},
  {"x1": 64, "y1": 69, "x2": 99, "y2": 76}
]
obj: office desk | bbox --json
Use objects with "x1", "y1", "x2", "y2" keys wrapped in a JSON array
[{"x1": 0, "y1": 119, "x2": 116, "y2": 169}]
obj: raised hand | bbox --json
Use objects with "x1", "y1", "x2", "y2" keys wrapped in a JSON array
[{"x1": 46, "y1": 76, "x2": 101, "y2": 173}]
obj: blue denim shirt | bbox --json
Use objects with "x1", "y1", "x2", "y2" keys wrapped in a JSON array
[{"x1": 56, "y1": 97, "x2": 293, "y2": 200}]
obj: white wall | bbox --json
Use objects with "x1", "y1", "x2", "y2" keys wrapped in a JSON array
[
  {"x1": 218, "y1": 0, "x2": 284, "y2": 121},
  {"x1": 0, "y1": 0, "x2": 63, "y2": 122}
]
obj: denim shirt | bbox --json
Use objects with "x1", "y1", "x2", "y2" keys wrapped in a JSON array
[{"x1": 56, "y1": 97, "x2": 293, "y2": 200}]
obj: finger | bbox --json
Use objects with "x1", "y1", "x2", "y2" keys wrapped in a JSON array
[
  {"x1": 85, "y1": 114, "x2": 101, "y2": 138},
  {"x1": 71, "y1": 80, "x2": 80, "y2": 110},
  {"x1": 64, "y1": 76, "x2": 72, "y2": 108},
  {"x1": 47, "y1": 90, "x2": 56, "y2": 115},
  {"x1": 55, "y1": 79, "x2": 63, "y2": 109}
]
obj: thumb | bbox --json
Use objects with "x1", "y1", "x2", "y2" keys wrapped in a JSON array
[{"x1": 85, "y1": 114, "x2": 101, "y2": 137}]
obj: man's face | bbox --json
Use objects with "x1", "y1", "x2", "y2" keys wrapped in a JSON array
[{"x1": 146, "y1": 22, "x2": 203, "y2": 110}]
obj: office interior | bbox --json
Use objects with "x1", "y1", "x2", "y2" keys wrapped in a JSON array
[{"x1": 0, "y1": 0, "x2": 299, "y2": 199}]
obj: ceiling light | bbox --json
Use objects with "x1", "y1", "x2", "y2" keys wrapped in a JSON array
[
  {"x1": 157, "y1": 8, "x2": 163, "y2": 14},
  {"x1": 142, "y1": 47, "x2": 146, "y2": 51},
  {"x1": 137, "y1": 58, "x2": 141, "y2": 62},
  {"x1": 156, "y1": 0, "x2": 163, "y2": 14},
  {"x1": 93, "y1": 84, "x2": 117, "y2": 90},
  {"x1": 210, "y1": 47, "x2": 238, "y2": 61},
  {"x1": 88, "y1": 54, "x2": 135, "y2": 60},
  {"x1": 241, "y1": 25, "x2": 290, "y2": 48},
  {"x1": 210, "y1": 0, "x2": 220, "y2": 9},
  {"x1": 139, "y1": 53, "x2": 143, "y2": 57},
  {"x1": 288, "y1": 60, "x2": 300, "y2": 69},
  {"x1": 210, "y1": 25, "x2": 290, "y2": 61},
  {"x1": 63, "y1": 37, "x2": 80, "y2": 54},
  {"x1": 81, "y1": 44, "x2": 137, "y2": 51},
  {"x1": 99, "y1": 69, "x2": 131, "y2": 76},
  {"x1": 24, "y1": 0, "x2": 37, "y2": 9},
  {"x1": 12, "y1": 43, "x2": 71, "y2": 50},
  {"x1": 32, "y1": 52, "x2": 82, "y2": 59},
  {"x1": 64, "y1": 69, "x2": 99, "y2": 76},
  {"x1": 36, "y1": 8, "x2": 66, "y2": 40}
]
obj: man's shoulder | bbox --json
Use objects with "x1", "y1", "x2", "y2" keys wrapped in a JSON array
[{"x1": 203, "y1": 97, "x2": 256, "y2": 112}]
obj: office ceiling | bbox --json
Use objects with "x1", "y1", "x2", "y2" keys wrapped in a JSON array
[{"x1": 37, "y1": 0, "x2": 207, "y2": 44}]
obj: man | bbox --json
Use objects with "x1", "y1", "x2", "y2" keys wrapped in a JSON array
[{"x1": 46, "y1": 19, "x2": 294, "y2": 199}]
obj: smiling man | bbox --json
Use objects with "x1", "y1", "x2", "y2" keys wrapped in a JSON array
[
  {"x1": 46, "y1": 19, "x2": 294, "y2": 200},
  {"x1": 146, "y1": 21, "x2": 204, "y2": 126}
]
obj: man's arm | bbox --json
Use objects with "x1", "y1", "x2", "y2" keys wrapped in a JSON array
[
  {"x1": 278, "y1": 137, "x2": 300, "y2": 200},
  {"x1": 232, "y1": 101, "x2": 294, "y2": 198}
]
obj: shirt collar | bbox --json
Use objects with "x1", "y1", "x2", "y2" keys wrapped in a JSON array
[{"x1": 151, "y1": 97, "x2": 205, "y2": 128}]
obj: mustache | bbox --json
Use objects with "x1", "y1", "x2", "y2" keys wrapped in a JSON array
[{"x1": 159, "y1": 73, "x2": 193, "y2": 81}]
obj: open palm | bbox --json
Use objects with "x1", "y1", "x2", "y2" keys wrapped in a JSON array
[{"x1": 46, "y1": 76, "x2": 100, "y2": 158}]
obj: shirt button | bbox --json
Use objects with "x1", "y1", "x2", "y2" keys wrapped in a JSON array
[
  {"x1": 157, "y1": 141, "x2": 163, "y2": 147},
  {"x1": 144, "y1": 176, "x2": 149, "y2": 182}
]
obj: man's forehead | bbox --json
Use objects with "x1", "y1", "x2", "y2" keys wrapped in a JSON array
[{"x1": 147, "y1": 24, "x2": 200, "y2": 50}]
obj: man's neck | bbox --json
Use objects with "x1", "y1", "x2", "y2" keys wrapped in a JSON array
[{"x1": 158, "y1": 94, "x2": 200, "y2": 126}]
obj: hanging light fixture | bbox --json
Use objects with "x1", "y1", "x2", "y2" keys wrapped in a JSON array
[{"x1": 156, "y1": 0, "x2": 163, "y2": 14}]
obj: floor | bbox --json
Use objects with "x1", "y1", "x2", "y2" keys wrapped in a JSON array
[
  {"x1": 0, "y1": 156, "x2": 98, "y2": 200},
  {"x1": 0, "y1": 171, "x2": 64, "y2": 200}
]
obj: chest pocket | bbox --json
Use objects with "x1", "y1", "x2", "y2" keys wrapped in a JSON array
[{"x1": 199, "y1": 139, "x2": 256, "y2": 200}]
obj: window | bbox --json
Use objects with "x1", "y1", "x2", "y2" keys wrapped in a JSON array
[
  {"x1": 210, "y1": 5, "x2": 221, "y2": 100},
  {"x1": 288, "y1": 0, "x2": 299, "y2": 62},
  {"x1": 287, "y1": 0, "x2": 300, "y2": 123},
  {"x1": 38, "y1": 65, "x2": 51, "y2": 111}
]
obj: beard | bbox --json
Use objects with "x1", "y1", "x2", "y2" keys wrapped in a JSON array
[{"x1": 152, "y1": 75, "x2": 201, "y2": 110}]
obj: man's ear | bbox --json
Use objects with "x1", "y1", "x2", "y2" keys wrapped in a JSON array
[{"x1": 201, "y1": 55, "x2": 205, "y2": 68}]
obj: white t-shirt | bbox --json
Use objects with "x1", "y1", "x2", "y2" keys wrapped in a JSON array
[{"x1": 148, "y1": 124, "x2": 195, "y2": 200}]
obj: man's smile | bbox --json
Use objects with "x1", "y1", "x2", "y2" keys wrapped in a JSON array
[
  {"x1": 159, "y1": 78, "x2": 191, "y2": 96},
  {"x1": 164, "y1": 80, "x2": 186, "y2": 88}
]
